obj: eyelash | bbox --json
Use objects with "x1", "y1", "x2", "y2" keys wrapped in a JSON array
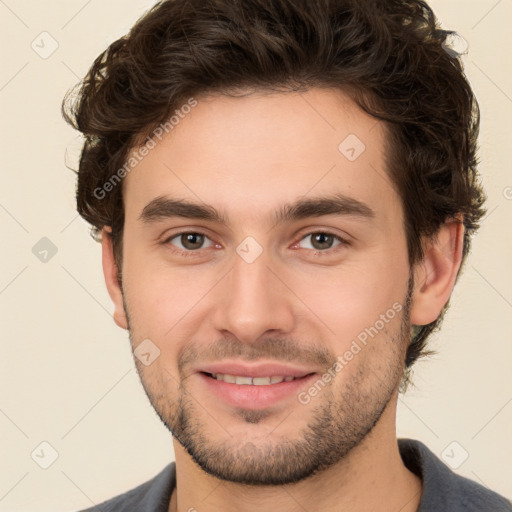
[{"x1": 161, "y1": 230, "x2": 350, "y2": 258}]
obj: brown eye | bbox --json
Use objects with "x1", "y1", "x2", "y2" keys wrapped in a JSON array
[
  {"x1": 299, "y1": 232, "x2": 345, "y2": 252},
  {"x1": 165, "y1": 232, "x2": 214, "y2": 254},
  {"x1": 180, "y1": 233, "x2": 205, "y2": 250},
  {"x1": 311, "y1": 233, "x2": 336, "y2": 250}
]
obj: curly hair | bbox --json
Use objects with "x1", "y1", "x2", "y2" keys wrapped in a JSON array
[{"x1": 62, "y1": 0, "x2": 486, "y2": 386}]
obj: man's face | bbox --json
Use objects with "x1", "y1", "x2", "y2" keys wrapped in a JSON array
[{"x1": 116, "y1": 88, "x2": 413, "y2": 485}]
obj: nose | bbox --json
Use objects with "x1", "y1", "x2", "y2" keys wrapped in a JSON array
[{"x1": 211, "y1": 247, "x2": 296, "y2": 344}]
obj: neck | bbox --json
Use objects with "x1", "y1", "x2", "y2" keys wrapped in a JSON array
[{"x1": 168, "y1": 394, "x2": 422, "y2": 512}]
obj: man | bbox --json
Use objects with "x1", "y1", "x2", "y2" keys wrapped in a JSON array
[{"x1": 63, "y1": 0, "x2": 511, "y2": 510}]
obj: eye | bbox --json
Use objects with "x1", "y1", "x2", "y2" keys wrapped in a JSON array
[
  {"x1": 297, "y1": 232, "x2": 349, "y2": 254},
  {"x1": 161, "y1": 230, "x2": 350, "y2": 258},
  {"x1": 164, "y1": 231, "x2": 215, "y2": 255}
]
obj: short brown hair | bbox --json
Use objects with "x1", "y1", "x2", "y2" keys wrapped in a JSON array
[{"x1": 62, "y1": 0, "x2": 486, "y2": 380}]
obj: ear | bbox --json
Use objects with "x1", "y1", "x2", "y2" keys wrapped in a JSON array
[
  {"x1": 101, "y1": 227, "x2": 128, "y2": 330},
  {"x1": 410, "y1": 216, "x2": 465, "y2": 326}
]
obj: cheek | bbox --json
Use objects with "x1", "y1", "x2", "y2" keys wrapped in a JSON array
[
  {"x1": 123, "y1": 251, "x2": 217, "y2": 341},
  {"x1": 307, "y1": 290, "x2": 400, "y2": 356},
  {"x1": 298, "y1": 257, "x2": 407, "y2": 340}
]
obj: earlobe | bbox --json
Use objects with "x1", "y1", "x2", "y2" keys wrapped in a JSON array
[
  {"x1": 101, "y1": 227, "x2": 128, "y2": 330},
  {"x1": 410, "y1": 217, "x2": 465, "y2": 326}
]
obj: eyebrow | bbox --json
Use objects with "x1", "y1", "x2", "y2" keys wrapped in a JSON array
[{"x1": 138, "y1": 193, "x2": 376, "y2": 227}]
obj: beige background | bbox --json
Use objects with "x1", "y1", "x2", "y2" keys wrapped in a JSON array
[{"x1": 0, "y1": 0, "x2": 511, "y2": 510}]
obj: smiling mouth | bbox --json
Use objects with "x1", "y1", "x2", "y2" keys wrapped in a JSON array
[{"x1": 202, "y1": 372, "x2": 315, "y2": 386}]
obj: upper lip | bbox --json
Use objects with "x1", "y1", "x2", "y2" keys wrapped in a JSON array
[{"x1": 197, "y1": 361, "x2": 317, "y2": 378}]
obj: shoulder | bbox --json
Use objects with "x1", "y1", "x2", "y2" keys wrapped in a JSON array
[
  {"x1": 76, "y1": 462, "x2": 175, "y2": 512},
  {"x1": 398, "y1": 438, "x2": 512, "y2": 512}
]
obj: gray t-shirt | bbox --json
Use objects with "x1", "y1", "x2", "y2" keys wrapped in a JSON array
[{"x1": 78, "y1": 438, "x2": 511, "y2": 511}]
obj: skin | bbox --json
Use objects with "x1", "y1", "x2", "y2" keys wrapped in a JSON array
[{"x1": 101, "y1": 88, "x2": 464, "y2": 512}]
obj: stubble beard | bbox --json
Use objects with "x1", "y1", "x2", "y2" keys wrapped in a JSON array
[{"x1": 125, "y1": 277, "x2": 413, "y2": 486}]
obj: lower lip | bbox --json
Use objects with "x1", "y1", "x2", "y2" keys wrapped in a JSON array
[{"x1": 197, "y1": 372, "x2": 318, "y2": 409}]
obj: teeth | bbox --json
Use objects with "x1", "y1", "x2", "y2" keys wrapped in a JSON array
[
  {"x1": 235, "y1": 376, "x2": 253, "y2": 385},
  {"x1": 252, "y1": 377, "x2": 271, "y2": 385},
  {"x1": 211, "y1": 374, "x2": 297, "y2": 385}
]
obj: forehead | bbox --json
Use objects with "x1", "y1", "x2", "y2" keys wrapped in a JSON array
[{"x1": 123, "y1": 88, "x2": 400, "y2": 229}]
